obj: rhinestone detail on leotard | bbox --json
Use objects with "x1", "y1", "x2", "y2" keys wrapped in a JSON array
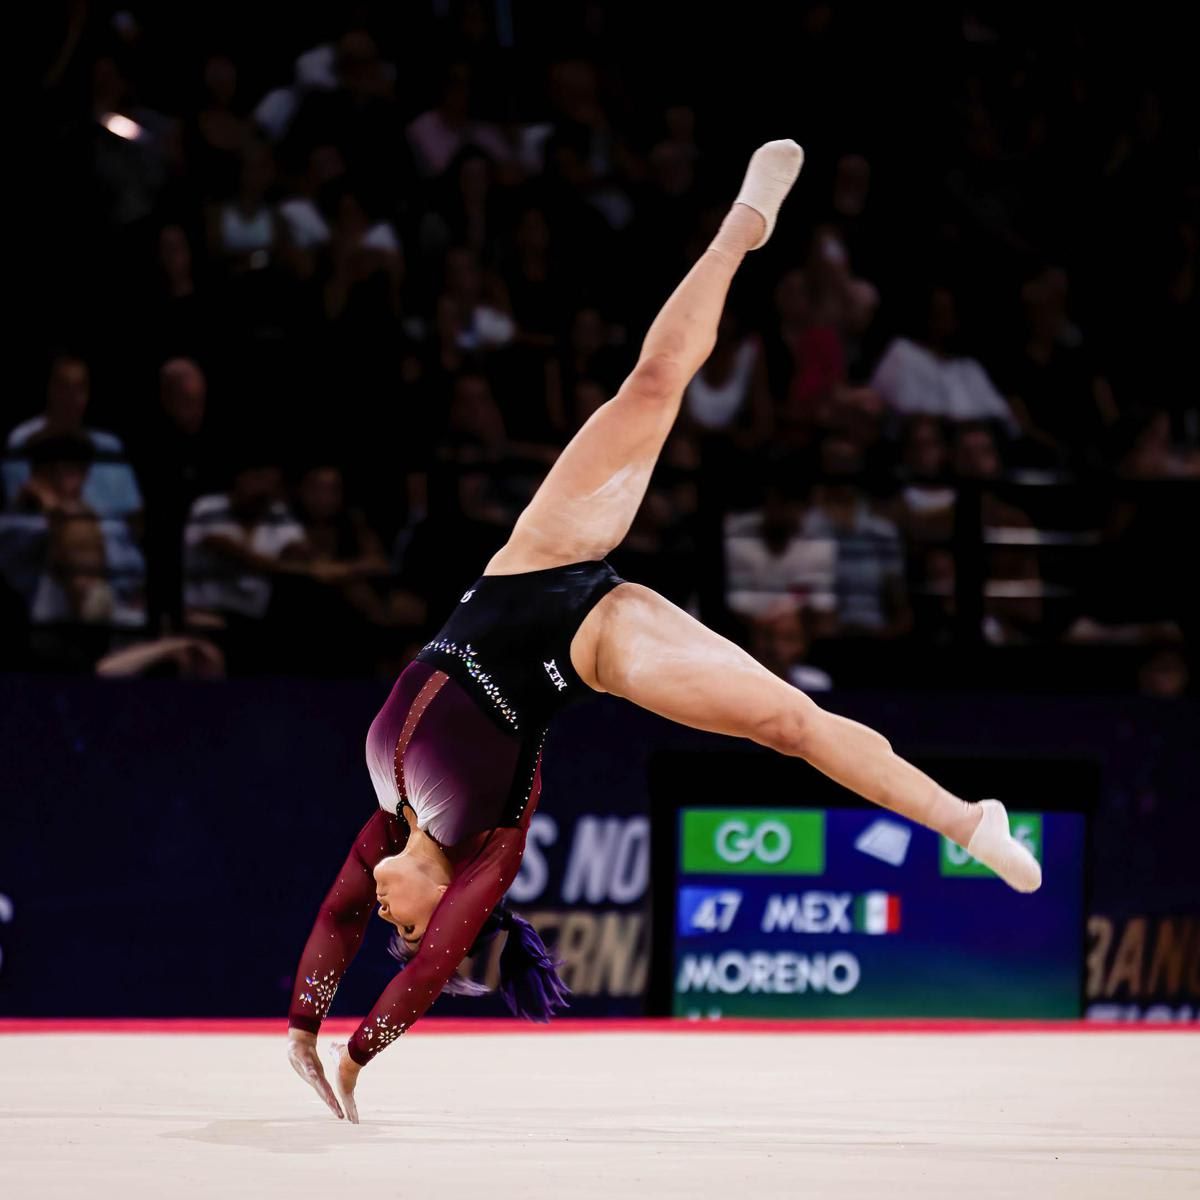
[
  {"x1": 298, "y1": 967, "x2": 339, "y2": 1019},
  {"x1": 421, "y1": 639, "x2": 519, "y2": 730},
  {"x1": 362, "y1": 1013, "x2": 406, "y2": 1051}
]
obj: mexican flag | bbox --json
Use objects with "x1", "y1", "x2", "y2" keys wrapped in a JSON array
[{"x1": 855, "y1": 892, "x2": 901, "y2": 934}]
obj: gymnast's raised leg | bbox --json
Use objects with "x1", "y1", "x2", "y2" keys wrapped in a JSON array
[{"x1": 491, "y1": 139, "x2": 1039, "y2": 891}]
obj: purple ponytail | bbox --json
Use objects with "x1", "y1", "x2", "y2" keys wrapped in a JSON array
[
  {"x1": 387, "y1": 907, "x2": 571, "y2": 1018},
  {"x1": 496, "y1": 911, "x2": 571, "y2": 1022}
]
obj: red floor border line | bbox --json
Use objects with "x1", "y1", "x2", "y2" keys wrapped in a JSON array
[{"x1": 0, "y1": 1017, "x2": 1191, "y2": 1035}]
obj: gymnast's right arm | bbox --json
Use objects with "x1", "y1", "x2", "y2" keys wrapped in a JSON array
[{"x1": 286, "y1": 808, "x2": 406, "y2": 1117}]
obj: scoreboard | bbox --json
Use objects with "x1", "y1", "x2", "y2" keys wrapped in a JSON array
[{"x1": 650, "y1": 751, "x2": 1091, "y2": 1020}]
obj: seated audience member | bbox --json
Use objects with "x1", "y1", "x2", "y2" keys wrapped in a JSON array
[
  {"x1": 208, "y1": 141, "x2": 286, "y2": 274},
  {"x1": 889, "y1": 415, "x2": 955, "y2": 543},
  {"x1": 293, "y1": 463, "x2": 394, "y2": 623},
  {"x1": 5, "y1": 355, "x2": 142, "y2": 520},
  {"x1": 871, "y1": 285, "x2": 1019, "y2": 435},
  {"x1": 2, "y1": 433, "x2": 143, "y2": 627},
  {"x1": 801, "y1": 436, "x2": 911, "y2": 638},
  {"x1": 764, "y1": 269, "x2": 846, "y2": 447},
  {"x1": 725, "y1": 485, "x2": 837, "y2": 625},
  {"x1": 183, "y1": 460, "x2": 316, "y2": 627},
  {"x1": 435, "y1": 245, "x2": 515, "y2": 364},
  {"x1": 685, "y1": 313, "x2": 772, "y2": 450},
  {"x1": 1002, "y1": 267, "x2": 1116, "y2": 465},
  {"x1": 406, "y1": 61, "x2": 510, "y2": 179}
]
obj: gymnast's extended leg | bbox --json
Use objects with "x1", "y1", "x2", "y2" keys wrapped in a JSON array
[
  {"x1": 487, "y1": 140, "x2": 805, "y2": 575},
  {"x1": 579, "y1": 584, "x2": 1041, "y2": 891}
]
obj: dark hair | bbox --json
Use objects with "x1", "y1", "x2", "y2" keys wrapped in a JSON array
[{"x1": 387, "y1": 903, "x2": 570, "y2": 1021}]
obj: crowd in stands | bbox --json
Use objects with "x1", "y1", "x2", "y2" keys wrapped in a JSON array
[{"x1": 8, "y1": 2, "x2": 1196, "y2": 696}]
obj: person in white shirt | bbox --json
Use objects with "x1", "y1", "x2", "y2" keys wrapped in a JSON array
[
  {"x1": 871, "y1": 285, "x2": 1019, "y2": 434},
  {"x1": 184, "y1": 464, "x2": 317, "y2": 622},
  {"x1": 724, "y1": 487, "x2": 837, "y2": 621}
]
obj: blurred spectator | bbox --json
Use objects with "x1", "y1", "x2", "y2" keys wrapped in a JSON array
[
  {"x1": 295, "y1": 465, "x2": 389, "y2": 587},
  {"x1": 5, "y1": 356, "x2": 143, "y2": 520},
  {"x1": 284, "y1": 31, "x2": 409, "y2": 204},
  {"x1": 747, "y1": 603, "x2": 833, "y2": 693},
  {"x1": 276, "y1": 144, "x2": 348, "y2": 262},
  {"x1": 322, "y1": 187, "x2": 404, "y2": 325},
  {"x1": 1002, "y1": 267, "x2": 1116, "y2": 465},
  {"x1": 3, "y1": 433, "x2": 144, "y2": 628},
  {"x1": 889, "y1": 416, "x2": 955, "y2": 543},
  {"x1": 725, "y1": 486, "x2": 836, "y2": 624},
  {"x1": 500, "y1": 205, "x2": 562, "y2": 345},
  {"x1": 764, "y1": 270, "x2": 846, "y2": 448},
  {"x1": 801, "y1": 436, "x2": 910, "y2": 638},
  {"x1": 553, "y1": 308, "x2": 627, "y2": 403},
  {"x1": 208, "y1": 142, "x2": 286, "y2": 274},
  {"x1": 253, "y1": 41, "x2": 339, "y2": 144},
  {"x1": 685, "y1": 314, "x2": 772, "y2": 450},
  {"x1": 628, "y1": 137, "x2": 702, "y2": 285},
  {"x1": 407, "y1": 61, "x2": 510, "y2": 179},
  {"x1": 187, "y1": 55, "x2": 254, "y2": 199},
  {"x1": 804, "y1": 225, "x2": 880, "y2": 374},
  {"x1": 137, "y1": 358, "x2": 223, "y2": 624},
  {"x1": 826, "y1": 154, "x2": 884, "y2": 282},
  {"x1": 435, "y1": 246, "x2": 515, "y2": 370},
  {"x1": 871, "y1": 286, "x2": 1019, "y2": 434},
  {"x1": 97, "y1": 636, "x2": 226, "y2": 680},
  {"x1": 279, "y1": 464, "x2": 402, "y2": 672},
  {"x1": 440, "y1": 372, "x2": 543, "y2": 530},
  {"x1": 418, "y1": 148, "x2": 502, "y2": 264},
  {"x1": 183, "y1": 462, "x2": 317, "y2": 627}
]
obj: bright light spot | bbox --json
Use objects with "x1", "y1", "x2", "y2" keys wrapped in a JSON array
[{"x1": 102, "y1": 113, "x2": 142, "y2": 141}]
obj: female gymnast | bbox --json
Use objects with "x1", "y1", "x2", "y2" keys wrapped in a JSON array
[{"x1": 287, "y1": 141, "x2": 1042, "y2": 1123}]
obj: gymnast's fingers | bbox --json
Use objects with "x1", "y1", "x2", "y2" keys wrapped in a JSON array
[{"x1": 288, "y1": 1042, "x2": 345, "y2": 1119}]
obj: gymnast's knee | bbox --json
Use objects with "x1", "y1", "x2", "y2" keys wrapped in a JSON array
[
  {"x1": 623, "y1": 354, "x2": 687, "y2": 404},
  {"x1": 753, "y1": 698, "x2": 822, "y2": 760}
]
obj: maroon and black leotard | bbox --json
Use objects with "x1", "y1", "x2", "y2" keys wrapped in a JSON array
[{"x1": 287, "y1": 560, "x2": 622, "y2": 1063}]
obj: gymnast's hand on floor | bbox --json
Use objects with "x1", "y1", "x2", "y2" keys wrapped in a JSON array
[
  {"x1": 330, "y1": 1042, "x2": 361, "y2": 1125},
  {"x1": 287, "y1": 1029, "x2": 345, "y2": 1120}
]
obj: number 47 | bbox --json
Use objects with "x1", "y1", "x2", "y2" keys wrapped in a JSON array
[{"x1": 692, "y1": 891, "x2": 742, "y2": 933}]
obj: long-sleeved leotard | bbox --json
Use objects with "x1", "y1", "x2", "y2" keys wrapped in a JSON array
[
  {"x1": 288, "y1": 662, "x2": 545, "y2": 1061},
  {"x1": 289, "y1": 561, "x2": 611, "y2": 1061}
]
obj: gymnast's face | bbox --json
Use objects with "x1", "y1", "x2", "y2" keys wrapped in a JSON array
[{"x1": 373, "y1": 856, "x2": 446, "y2": 951}]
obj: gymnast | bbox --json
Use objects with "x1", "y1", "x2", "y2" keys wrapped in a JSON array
[{"x1": 287, "y1": 141, "x2": 1041, "y2": 1122}]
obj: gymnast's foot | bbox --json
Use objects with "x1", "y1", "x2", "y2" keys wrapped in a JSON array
[
  {"x1": 965, "y1": 799, "x2": 1043, "y2": 893},
  {"x1": 733, "y1": 139, "x2": 805, "y2": 249}
]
